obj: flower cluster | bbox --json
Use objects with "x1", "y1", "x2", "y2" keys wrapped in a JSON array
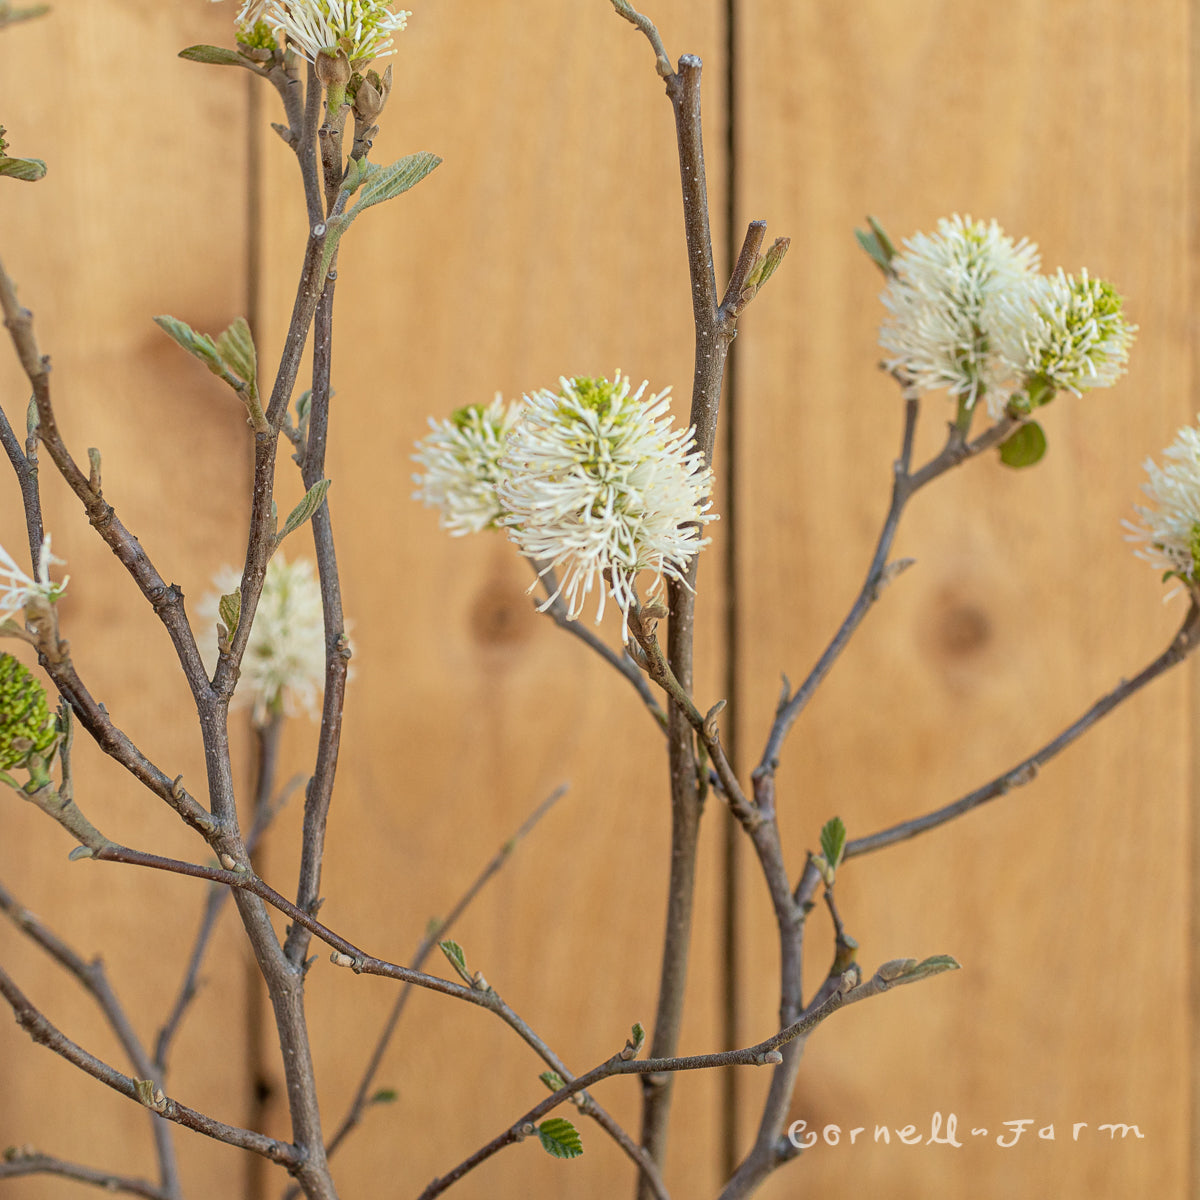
[
  {"x1": 413, "y1": 375, "x2": 716, "y2": 633},
  {"x1": 0, "y1": 652, "x2": 57, "y2": 771},
  {"x1": 879, "y1": 215, "x2": 1135, "y2": 418},
  {"x1": 0, "y1": 535, "x2": 68, "y2": 622},
  {"x1": 1127, "y1": 420, "x2": 1200, "y2": 590},
  {"x1": 412, "y1": 396, "x2": 524, "y2": 536},
  {"x1": 198, "y1": 556, "x2": 334, "y2": 725},
  {"x1": 213, "y1": 1, "x2": 410, "y2": 62}
]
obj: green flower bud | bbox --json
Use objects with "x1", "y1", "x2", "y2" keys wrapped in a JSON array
[{"x1": 0, "y1": 653, "x2": 57, "y2": 770}]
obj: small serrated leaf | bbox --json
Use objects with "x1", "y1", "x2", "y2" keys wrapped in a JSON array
[
  {"x1": 215, "y1": 317, "x2": 257, "y2": 385},
  {"x1": 819, "y1": 816, "x2": 846, "y2": 874},
  {"x1": 154, "y1": 315, "x2": 224, "y2": 373},
  {"x1": 539, "y1": 1071, "x2": 566, "y2": 1092},
  {"x1": 339, "y1": 152, "x2": 441, "y2": 239},
  {"x1": 218, "y1": 590, "x2": 241, "y2": 639},
  {"x1": 537, "y1": 1117, "x2": 583, "y2": 1160},
  {"x1": 369, "y1": 1088, "x2": 398, "y2": 1105},
  {"x1": 439, "y1": 939, "x2": 471, "y2": 983},
  {"x1": 0, "y1": 157, "x2": 46, "y2": 182},
  {"x1": 904, "y1": 954, "x2": 961, "y2": 981},
  {"x1": 883, "y1": 953, "x2": 961, "y2": 986},
  {"x1": 998, "y1": 420, "x2": 1047, "y2": 469},
  {"x1": 275, "y1": 479, "x2": 331, "y2": 548},
  {"x1": 355, "y1": 152, "x2": 441, "y2": 211},
  {"x1": 856, "y1": 216, "x2": 897, "y2": 275},
  {"x1": 179, "y1": 44, "x2": 254, "y2": 67}
]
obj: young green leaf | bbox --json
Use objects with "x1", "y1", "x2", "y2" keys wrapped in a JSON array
[
  {"x1": 999, "y1": 420, "x2": 1047, "y2": 468},
  {"x1": 856, "y1": 216, "x2": 897, "y2": 276},
  {"x1": 369, "y1": 1088, "x2": 398, "y2": 1105},
  {"x1": 901, "y1": 954, "x2": 961, "y2": 982},
  {"x1": 536, "y1": 1117, "x2": 583, "y2": 1160},
  {"x1": 274, "y1": 479, "x2": 331, "y2": 550},
  {"x1": 819, "y1": 816, "x2": 847, "y2": 874},
  {"x1": 0, "y1": 157, "x2": 46, "y2": 182},
  {"x1": 538, "y1": 1071, "x2": 566, "y2": 1092},
  {"x1": 218, "y1": 590, "x2": 241, "y2": 640},
  {"x1": 353, "y1": 152, "x2": 442, "y2": 214},
  {"x1": 215, "y1": 317, "x2": 257, "y2": 386},
  {"x1": 179, "y1": 44, "x2": 255, "y2": 68},
  {"x1": 438, "y1": 939, "x2": 471, "y2": 983},
  {"x1": 154, "y1": 315, "x2": 224, "y2": 374}
]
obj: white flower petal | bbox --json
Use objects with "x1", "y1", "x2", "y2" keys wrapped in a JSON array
[
  {"x1": 197, "y1": 556, "x2": 346, "y2": 725},
  {"x1": 879, "y1": 214, "x2": 1041, "y2": 414},
  {"x1": 1126, "y1": 420, "x2": 1200, "y2": 589},
  {"x1": 496, "y1": 374, "x2": 715, "y2": 636}
]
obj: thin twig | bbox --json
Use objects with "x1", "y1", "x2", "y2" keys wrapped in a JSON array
[
  {"x1": 639, "y1": 51, "x2": 725, "y2": 1189},
  {"x1": 421, "y1": 952, "x2": 937, "y2": 1200},
  {"x1": 0, "y1": 1151, "x2": 168, "y2": 1198},
  {"x1": 0, "y1": 963, "x2": 299, "y2": 1166},
  {"x1": 0, "y1": 880, "x2": 181, "y2": 1198},
  {"x1": 533, "y1": 562, "x2": 667, "y2": 729},
  {"x1": 608, "y1": 0, "x2": 672, "y2": 76},
  {"x1": 284, "y1": 265, "x2": 351, "y2": 970},
  {"x1": 315, "y1": 785, "x2": 568, "y2": 1173},
  {"x1": 0, "y1": 255, "x2": 211, "y2": 697},
  {"x1": 0, "y1": 398, "x2": 43, "y2": 563},
  {"x1": 845, "y1": 601, "x2": 1200, "y2": 858},
  {"x1": 755, "y1": 403, "x2": 1019, "y2": 786},
  {"x1": 155, "y1": 720, "x2": 291, "y2": 1074},
  {"x1": 627, "y1": 605, "x2": 756, "y2": 827}
]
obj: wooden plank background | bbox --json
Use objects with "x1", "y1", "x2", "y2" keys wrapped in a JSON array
[{"x1": 0, "y1": 3, "x2": 1191, "y2": 1199}]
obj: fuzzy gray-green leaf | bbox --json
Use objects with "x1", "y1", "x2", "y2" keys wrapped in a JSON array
[
  {"x1": 215, "y1": 317, "x2": 257, "y2": 386},
  {"x1": 0, "y1": 156, "x2": 46, "y2": 182},
  {"x1": 349, "y1": 152, "x2": 441, "y2": 219},
  {"x1": 856, "y1": 215, "x2": 897, "y2": 276},
  {"x1": 154, "y1": 315, "x2": 223, "y2": 373},
  {"x1": 179, "y1": 44, "x2": 254, "y2": 68},
  {"x1": 275, "y1": 479, "x2": 331, "y2": 548}
]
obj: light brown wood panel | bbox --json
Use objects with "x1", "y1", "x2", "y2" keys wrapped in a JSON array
[
  {"x1": 233, "y1": 3, "x2": 731, "y2": 1199},
  {"x1": 733, "y1": 3, "x2": 1191, "y2": 1198},
  {"x1": 0, "y1": 3, "x2": 256, "y2": 1198}
]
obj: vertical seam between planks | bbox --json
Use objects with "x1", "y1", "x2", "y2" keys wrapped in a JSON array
[
  {"x1": 1189, "y1": 1, "x2": 1200, "y2": 1193},
  {"x1": 718, "y1": 0, "x2": 743, "y2": 1182}
]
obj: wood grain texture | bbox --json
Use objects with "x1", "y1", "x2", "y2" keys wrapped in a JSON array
[
  {"x1": 0, "y1": 4, "x2": 256, "y2": 1198},
  {"x1": 1, "y1": 1, "x2": 1194, "y2": 1198},
  {"x1": 732, "y1": 3, "x2": 1191, "y2": 1198},
  {"x1": 250, "y1": 6, "x2": 729, "y2": 1194}
]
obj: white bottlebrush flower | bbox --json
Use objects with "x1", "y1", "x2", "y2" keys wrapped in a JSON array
[
  {"x1": 264, "y1": 0, "x2": 409, "y2": 66},
  {"x1": 1000, "y1": 268, "x2": 1136, "y2": 410},
  {"x1": 412, "y1": 395, "x2": 524, "y2": 536},
  {"x1": 879, "y1": 214, "x2": 1041, "y2": 413},
  {"x1": 209, "y1": 0, "x2": 271, "y2": 33},
  {"x1": 0, "y1": 535, "x2": 68, "y2": 621},
  {"x1": 1126, "y1": 420, "x2": 1200, "y2": 590},
  {"x1": 498, "y1": 374, "x2": 715, "y2": 634},
  {"x1": 198, "y1": 556, "x2": 339, "y2": 725}
]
